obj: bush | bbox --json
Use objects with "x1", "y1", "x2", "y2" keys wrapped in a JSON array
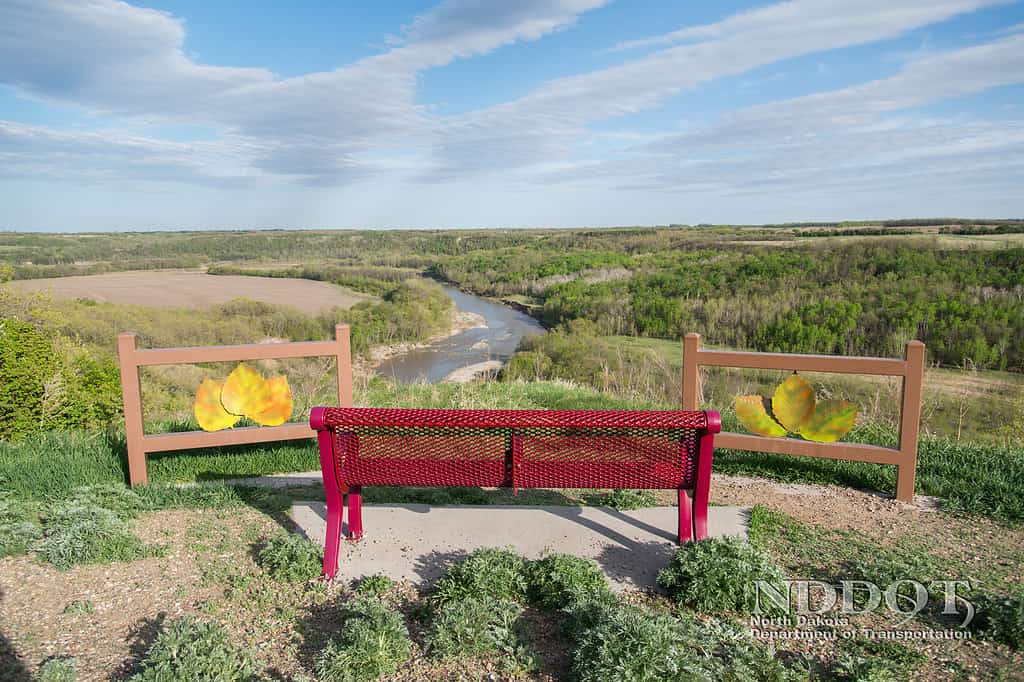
[
  {"x1": 314, "y1": 598, "x2": 412, "y2": 682},
  {"x1": 34, "y1": 657, "x2": 76, "y2": 682},
  {"x1": 355, "y1": 574, "x2": 394, "y2": 597},
  {"x1": 968, "y1": 591, "x2": 1024, "y2": 650},
  {"x1": 567, "y1": 597, "x2": 798, "y2": 682},
  {"x1": 657, "y1": 537, "x2": 787, "y2": 614},
  {"x1": 426, "y1": 596, "x2": 529, "y2": 665},
  {"x1": 63, "y1": 485, "x2": 144, "y2": 520},
  {"x1": 257, "y1": 533, "x2": 322, "y2": 582},
  {"x1": 130, "y1": 617, "x2": 259, "y2": 681},
  {"x1": 832, "y1": 638, "x2": 925, "y2": 681},
  {"x1": 431, "y1": 547, "x2": 529, "y2": 606},
  {"x1": 0, "y1": 491, "x2": 42, "y2": 557},
  {"x1": 38, "y1": 503, "x2": 161, "y2": 570},
  {"x1": 0, "y1": 319, "x2": 62, "y2": 439},
  {"x1": 527, "y1": 554, "x2": 611, "y2": 609}
]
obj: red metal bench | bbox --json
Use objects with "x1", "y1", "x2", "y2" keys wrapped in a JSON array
[{"x1": 310, "y1": 407, "x2": 721, "y2": 578}]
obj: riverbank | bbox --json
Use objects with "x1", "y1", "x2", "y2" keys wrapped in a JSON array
[{"x1": 356, "y1": 309, "x2": 487, "y2": 376}]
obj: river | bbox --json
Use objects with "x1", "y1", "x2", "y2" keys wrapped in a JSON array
[{"x1": 375, "y1": 286, "x2": 546, "y2": 383}]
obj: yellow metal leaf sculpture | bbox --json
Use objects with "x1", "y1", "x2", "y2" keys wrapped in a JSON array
[
  {"x1": 771, "y1": 374, "x2": 816, "y2": 432},
  {"x1": 252, "y1": 375, "x2": 294, "y2": 426},
  {"x1": 733, "y1": 395, "x2": 788, "y2": 437},
  {"x1": 193, "y1": 363, "x2": 294, "y2": 431},
  {"x1": 220, "y1": 363, "x2": 272, "y2": 418},
  {"x1": 734, "y1": 373, "x2": 858, "y2": 443},
  {"x1": 798, "y1": 399, "x2": 858, "y2": 443},
  {"x1": 194, "y1": 378, "x2": 240, "y2": 432}
]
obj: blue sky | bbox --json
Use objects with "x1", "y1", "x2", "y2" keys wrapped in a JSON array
[{"x1": 1, "y1": 0, "x2": 1023, "y2": 231}]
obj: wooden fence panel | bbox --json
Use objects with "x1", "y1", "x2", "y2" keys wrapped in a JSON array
[
  {"x1": 681, "y1": 334, "x2": 925, "y2": 501},
  {"x1": 118, "y1": 324, "x2": 353, "y2": 486}
]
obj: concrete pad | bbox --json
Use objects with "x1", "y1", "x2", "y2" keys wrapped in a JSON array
[{"x1": 291, "y1": 502, "x2": 750, "y2": 591}]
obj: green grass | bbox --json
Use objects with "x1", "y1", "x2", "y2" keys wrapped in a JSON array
[{"x1": 0, "y1": 379, "x2": 1021, "y2": 524}]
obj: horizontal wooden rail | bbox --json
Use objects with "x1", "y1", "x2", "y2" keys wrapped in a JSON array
[
  {"x1": 133, "y1": 340, "x2": 343, "y2": 366},
  {"x1": 714, "y1": 432, "x2": 901, "y2": 466},
  {"x1": 142, "y1": 423, "x2": 316, "y2": 453},
  {"x1": 682, "y1": 333, "x2": 925, "y2": 501},
  {"x1": 118, "y1": 324, "x2": 353, "y2": 486},
  {"x1": 694, "y1": 349, "x2": 909, "y2": 376}
]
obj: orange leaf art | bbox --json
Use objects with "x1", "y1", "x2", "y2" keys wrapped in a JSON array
[
  {"x1": 252, "y1": 375, "x2": 294, "y2": 426},
  {"x1": 220, "y1": 363, "x2": 272, "y2": 418},
  {"x1": 194, "y1": 378, "x2": 240, "y2": 432}
]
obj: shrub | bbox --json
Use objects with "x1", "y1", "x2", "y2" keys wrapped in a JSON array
[
  {"x1": 258, "y1": 533, "x2": 322, "y2": 582},
  {"x1": 63, "y1": 485, "x2": 144, "y2": 520},
  {"x1": 527, "y1": 554, "x2": 611, "y2": 609},
  {"x1": 130, "y1": 617, "x2": 259, "y2": 681},
  {"x1": 38, "y1": 503, "x2": 161, "y2": 570},
  {"x1": 314, "y1": 598, "x2": 412, "y2": 682},
  {"x1": 0, "y1": 491, "x2": 42, "y2": 557},
  {"x1": 34, "y1": 657, "x2": 76, "y2": 682},
  {"x1": 0, "y1": 319, "x2": 62, "y2": 439},
  {"x1": 657, "y1": 537, "x2": 787, "y2": 614},
  {"x1": 832, "y1": 638, "x2": 926, "y2": 681},
  {"x1": 426, "y1": 596, "x2": 530, "y2": 666},
  {"x1": 567, "y1": 598, "x2": 798, "y2": 682},
  {"x1": 968, "y1": 591, "x2": 1024, "y2": 650},
  {"x1": 355, "y1": 574, "x2": 394, "y2": 597},
  {"x1": 431, "y1": 547, "x2": 529, "y2": 606}
]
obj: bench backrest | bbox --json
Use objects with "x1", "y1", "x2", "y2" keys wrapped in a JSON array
[{"x1": 311, "y1": 407, "x2": 720, "y2": 491}]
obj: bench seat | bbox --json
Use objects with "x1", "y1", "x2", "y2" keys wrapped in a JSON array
[{"x1": 311, "y1": 406, "x2": 720, "y2": 578}]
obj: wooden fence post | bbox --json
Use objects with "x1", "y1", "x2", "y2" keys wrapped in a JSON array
[
  {"x1": 896, "y1": 340, "x2": 926, "y2": 501},
  {"x1": 336, "y1": 324, "x2": 353, "y2": 407},
  {"x1": 117, "y1": 332, "x2": 148, "y2": 486},
  {"x1": 682, "y1": 333, "x2": 701, "y2": 410}
]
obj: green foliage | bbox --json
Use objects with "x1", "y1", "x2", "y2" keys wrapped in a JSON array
[
  {"x1": 425, "y1": 596, "x2": 530, "y2": 666},
  {"x1": 527, "y1": 554, "x2": 611, "y2": 609},
  {"x1": 0, "y1": 491, "x2": 42, "y2": 557},
  {"x1": 130, "y1": 617, "x2": 260, "y2": 681},
  {"x1": 37, "y1": 503, "x2": 162, "y2": 570},
  {"x1": 566, "y1": 597, "x2": 800, "y2": 682},
  {"x1": 62, "y1": 484, "x2": 144, "y2": 520},
  {"x1": 0, "y1": 318, "x2": 63, "y2": 439},
  {"x1": 968, "y1": 591, "x2": 1024, "y2": 650},
  {"x1": 832, "y1": 638, "x2": 926, "y2": 681},
  {"x1": 431, "y1": 546, "x2": 530, "y2": 606},
  {"x1": 34, "y1": 657, "x2": 77, "y2": 682},
  {"x1": 313, "y1": 598, "x2": 412, "y2": 682},
  {"x1": 657, "y1": 538, "x2": 788, "y2": 614},
  {"x1": 355, "y1": 574, "x2": 394, "y2": 597},
  {"x1": 257, "y1": 533, "x2": 322, "y2": 583},
  {"x1": 591, "y1": 488, "x2": 658, "y2": 510}
]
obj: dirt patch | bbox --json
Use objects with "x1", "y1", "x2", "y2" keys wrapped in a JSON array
[{"x1": 9, "y1": 270, "x2": 372, "y2": 314}]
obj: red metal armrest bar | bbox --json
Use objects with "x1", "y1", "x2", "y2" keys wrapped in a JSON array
[{"x1": 311, "y1": 407, "x2": 720, "y2": 578}]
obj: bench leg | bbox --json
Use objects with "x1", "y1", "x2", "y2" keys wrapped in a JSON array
[
  {"x1": 323, "y1": 495, "x2": 344, "y2": 579},
  {"x1": 677, "y1": 488, "x2": 693, "y2": 543},
  {"x1": 316, "y1": 426, "x2": 345, "y2": 579},
  {"x1": 347, "y1": 485, "x2": 363, "y2": 541},
  {"x1": 692, "y1": 430, "x2": 715, "y2": 541}
]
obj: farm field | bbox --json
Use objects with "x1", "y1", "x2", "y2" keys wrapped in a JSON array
[
  {"x1": 2, "y1": 222, "x2": 1023, "y2": 680},
  {"x1": 8, "y1": 270, "x2": 372, "y2": 314}
]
